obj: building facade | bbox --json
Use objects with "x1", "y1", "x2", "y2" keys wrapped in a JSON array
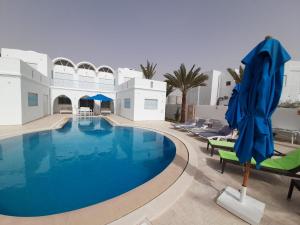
[
  {"x1": 0, "y1": 48, "x2": 166, "y2": 125},
  {"x1": 281, "y1": 61, "x2": 300, "y2": 103},
  {"x1": 182, "y1": 62, "x2": 300, "y2": 107},
  {"x1": 186, "y1": 70, "x2": 222, "y2": 106}
]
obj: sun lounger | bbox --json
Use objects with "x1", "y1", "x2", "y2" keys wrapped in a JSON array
[
  {"x1": 273, "y1": 128, "x2": 300, "y2": 144},
  {"x1": 78, "y1": 107, "x2": 93, "y2": 116},
  {"x1": 207, "y1": 119, "x2": 224, "y2": 129},
  {"x1": 172, "y1": 119, "x2": 199, "y2": 129},
  {"x1": 207, "y1": 139, "x2": 283, "y2": 157},
  {"x1": 287, "y1": 179, "x2": 300, "y2": 200},
  {"x1": 101, "y1": 109, "x2": 111, "y2": 115},
  {"x1": 188, "y1": 120, "x2": 224, "y2": 135},
  {"x1": 207, "y1": 139, "x2": 235, "y2": 156},
  {"x1": 173, "y1": 119, "x2": 206, "y2": 130},
  {"x1": 183, "y1": 119, "x2": 207, "y2": 131},
  {"x1": 59, "y1": 105, "x2": 72, "y2": 114},
  {"x1": 195, "y1": 125, "x2": 232, "y2": 140},
  {"x1": 218, "y1": 148, "x2": 300, "y2": 178}
]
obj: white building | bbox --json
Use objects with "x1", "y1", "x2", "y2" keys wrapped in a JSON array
[
  {"x1": 116, "y1": 78, "x2": 166, "y2": 121},
  {"x1": 281, "y1": 60, "x2": 300, "y2": 103},
  {"x1": 186, "y1": 70, "x2": 222, "y2": 106},
  {"x1": 183, "y1": 62, "x2": 300, "y2": 107},
  {"x1": 0, "y1": 48, "x2": 166, "y2": 125}
]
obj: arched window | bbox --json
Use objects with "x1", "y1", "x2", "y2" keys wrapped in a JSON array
[
  {"x1": 78, "y1": 63, "x2": 96, "y2": 71},
  {"x1": 54, "y1": 59, "x2": 74, "y2": 67},
  {"x1": 98, "y1": 67, "x2": 113, "y2": 73}
]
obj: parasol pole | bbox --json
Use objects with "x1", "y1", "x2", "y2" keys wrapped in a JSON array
[{"x1": 240, "y1": 162, "x2": 251, "y2": 202}]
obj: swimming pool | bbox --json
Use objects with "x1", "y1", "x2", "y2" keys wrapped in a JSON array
[{"x1": 0, "y1": 118, "x2": 176, "y2": 217}]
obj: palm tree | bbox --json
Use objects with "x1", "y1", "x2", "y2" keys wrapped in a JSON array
[
  {"x1": 227, "y1": 65, "x2": 244, "y2": 84},
  {"x1": 164, "y1": 64, "x2": 208, "y2": 123},
  {"x1": 140, "y1": 60, "x2": 157, "y2": 79},
  {"x1": 166, "y1": 83, "x2": 174, "y2": 97}
]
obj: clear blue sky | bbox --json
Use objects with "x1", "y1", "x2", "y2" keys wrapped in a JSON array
[{"x1": 0, "y1": 0, "x2": 299, "y2": 80}]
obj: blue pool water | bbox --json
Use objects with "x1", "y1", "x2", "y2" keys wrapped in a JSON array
[{"x1": 0, "y1": 118, "x2": 176, "y2": 216}]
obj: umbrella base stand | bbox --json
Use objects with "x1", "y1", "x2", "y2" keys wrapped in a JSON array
[{"x1": 217, "y1": 187, "x2": 265, "y2": 225}]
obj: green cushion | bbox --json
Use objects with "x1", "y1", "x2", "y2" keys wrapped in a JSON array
[
  {"x1": 209, "y1": 140, "x2": 235, "y2": 148},
  {"x1": 261, "y1": 149, "x2": 300, "y2": 170},
  {"x1": 218, "y1": 150, "x2": 256, "y2": 164},
  {"x1": 219, "y1": 148, "x2": 300, "y2": 171}
]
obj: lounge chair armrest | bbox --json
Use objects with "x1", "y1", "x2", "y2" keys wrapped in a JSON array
[
  {"x1": 227, "y1": 138, "x2": 237, "y2": 143},
  {"x1": 208, "y1": 136, "x2": 227, "y2": 141},
  {"x1": 274, "y1": 149, "x2": 286, "y2": 156}
]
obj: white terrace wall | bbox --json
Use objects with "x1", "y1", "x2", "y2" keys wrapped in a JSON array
[
  {"x1": 0, "y1": 57, "x2": 50, "y2": 125},
  {"x1": 0, "y1": 72, "x2": 22, "y2": 125},
  {"x1": 166, "y1": 104, "x2": 300, "y2": 131},
  {"x1": 19, "y1": 59, "x2": 50, "y2": 124},
  {"x1": 1, "y1": 48, "x2": 52, "y2": 77},
  {"x1": 116, "y1": 78, "x2": 166, "y2": 121}
]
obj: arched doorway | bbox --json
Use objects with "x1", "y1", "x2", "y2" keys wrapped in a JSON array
[
  {"x1": 53, "y1": 95, "x2": 72, "y2": 114},
  {"x1": 78, "y1": 96, "x2": 94, "y2": 111},
  {"x1": 100, "y1": 101, "x2": 114, "y2": 113}
]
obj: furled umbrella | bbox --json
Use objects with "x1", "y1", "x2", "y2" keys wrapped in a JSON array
[
  {"x1": 234, "y1": 37, "x2": 291, "y2": 201},
  {"x1": 225, "y1": 83, "x2": 243, "y2": 129},
  {"x1": 217, "y1": 37, "x2": 291, "y2": 225}
]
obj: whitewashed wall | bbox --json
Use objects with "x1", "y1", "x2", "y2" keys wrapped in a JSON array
[
  {"x1": 1, "y1": 48, "x2": 52, "y2": 77},
  {"x1": 0, "y1": 58, "x2": 50, "y2": 125},
  {"x1": 116, "y1": 78, "x2": 166, "y2": 121},
  {"x1": 281, "y1": 60, "x2": 300, "y2": 102},
  {"x1": 116, "y1": 89, "x2": 135, "y2": 120},
  {"x1": 116, "y1": 68, "x2": 143, "y2": 85},
  {"x1": 0, "y1": 75, "x2": 22, "y2": 125},
  {"x1": 166, "y1": 104, "x2": 300, "y2": 131},
  {"x1": 218, "y1": 71, "x2": 236, "y2": 105},
  {"x1": 21, "y1": 78, "x2": 50, "y2": 124},
  {"x1": 187, "y1": 70, "x2": 222, "y2": 106},
  {"x1": 51, "y1": 88, "x2": 116, "y2": 115},
  {"x1": 53, "y1": 65, "x2": 115, "y2": 92}
]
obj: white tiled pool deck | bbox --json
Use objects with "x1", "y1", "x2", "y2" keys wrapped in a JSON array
[{"x1": 0, "y1": 115, "x2": 299, "y2": 225}]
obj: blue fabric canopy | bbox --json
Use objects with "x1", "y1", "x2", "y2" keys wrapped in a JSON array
[
  {"x1": 225, "y1": 83, "x2": 243, "y2": 129},
  {"x1": 234, "y1": 38, "x2": 291, "y2": 166},
  {"x1": 84, "y1": 94, "x2": 112, "y2": 102}
]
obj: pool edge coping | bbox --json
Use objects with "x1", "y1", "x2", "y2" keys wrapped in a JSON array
[
  {"x1": 0, "y1": 116, "x2": 197, "y2": 225},
  {"x1": 104, "y1": 116, "x2": 198, "y2": 225}
]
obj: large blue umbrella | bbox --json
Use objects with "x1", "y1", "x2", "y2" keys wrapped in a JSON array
[
  {"x1": 225, "y1": 83, "x2": 243, "y2": 129},
  {"x1": 234, "y1": 37, "x2": 291, "y2": 167},
  {"x1": 232, "y1": 37, "x2": 290, "y2": 203},
  {"x1": 84, "y1": 94, "x2": 112, "y2": 102}
]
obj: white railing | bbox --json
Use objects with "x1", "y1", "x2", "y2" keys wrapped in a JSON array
[{"x1": 51, "y1": 77, "x2": 114, "y2": 91}]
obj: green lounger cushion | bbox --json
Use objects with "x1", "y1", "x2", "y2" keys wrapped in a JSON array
[
  {"x1": 261, "y1": 149, "x2": 300, "y2": 170},
  {"x1": 209, "y1": 140, "x2": 235, "y2": 148},
  {"x1": 219, "y1": 148, "x2": 300, "y2": 171},
  {"x1": 219, "y1": 150, "x2": 256, "y2": 164}
]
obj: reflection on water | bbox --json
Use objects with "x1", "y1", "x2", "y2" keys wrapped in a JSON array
[
  {"x1": 0, "y1": 118, "x2": 176, "y2": 217},
  {"x1": 0, "y1": 144, "x2": 3, "y2": 160},
  {"x1": 56, "y1": 121, "x2": 72, "y2": 134}
]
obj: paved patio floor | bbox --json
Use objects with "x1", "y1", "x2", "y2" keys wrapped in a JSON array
[
  {"x1": 107, "y1": 115, "x2": 300, "y2": 225},
  {"x1": 0, "y1": 114, "x2": 299, "y2": 225}
]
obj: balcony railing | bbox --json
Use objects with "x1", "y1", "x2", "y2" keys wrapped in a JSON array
[{"x1": 51, "y1": 77, "x2": 114, "y2": 91}]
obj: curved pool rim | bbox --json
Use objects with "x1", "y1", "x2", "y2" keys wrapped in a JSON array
[{"x1": 0, "y1": 117, "x2": 190, "y2": 225}]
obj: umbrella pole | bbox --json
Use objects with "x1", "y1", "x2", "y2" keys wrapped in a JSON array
[{"x1": 240, "y1": 162, "x2": 251, "y2": 202}]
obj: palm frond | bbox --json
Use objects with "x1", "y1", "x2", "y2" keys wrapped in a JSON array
[
  {"x1": 166, "y1": 82, "x2": 174, "y2": 96},
  {"x1": 227, "y1": 66, "x2": 244, "y2": 84},
  {"x1": 164, "y1": 64, "x2": 208, "y2": 92},
  {"x1": 164, "y1": 64, "x2": 209, "y2": 123},
  {"x1": 140, "y1": 60, "x2": 157, "y2": 79}
]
